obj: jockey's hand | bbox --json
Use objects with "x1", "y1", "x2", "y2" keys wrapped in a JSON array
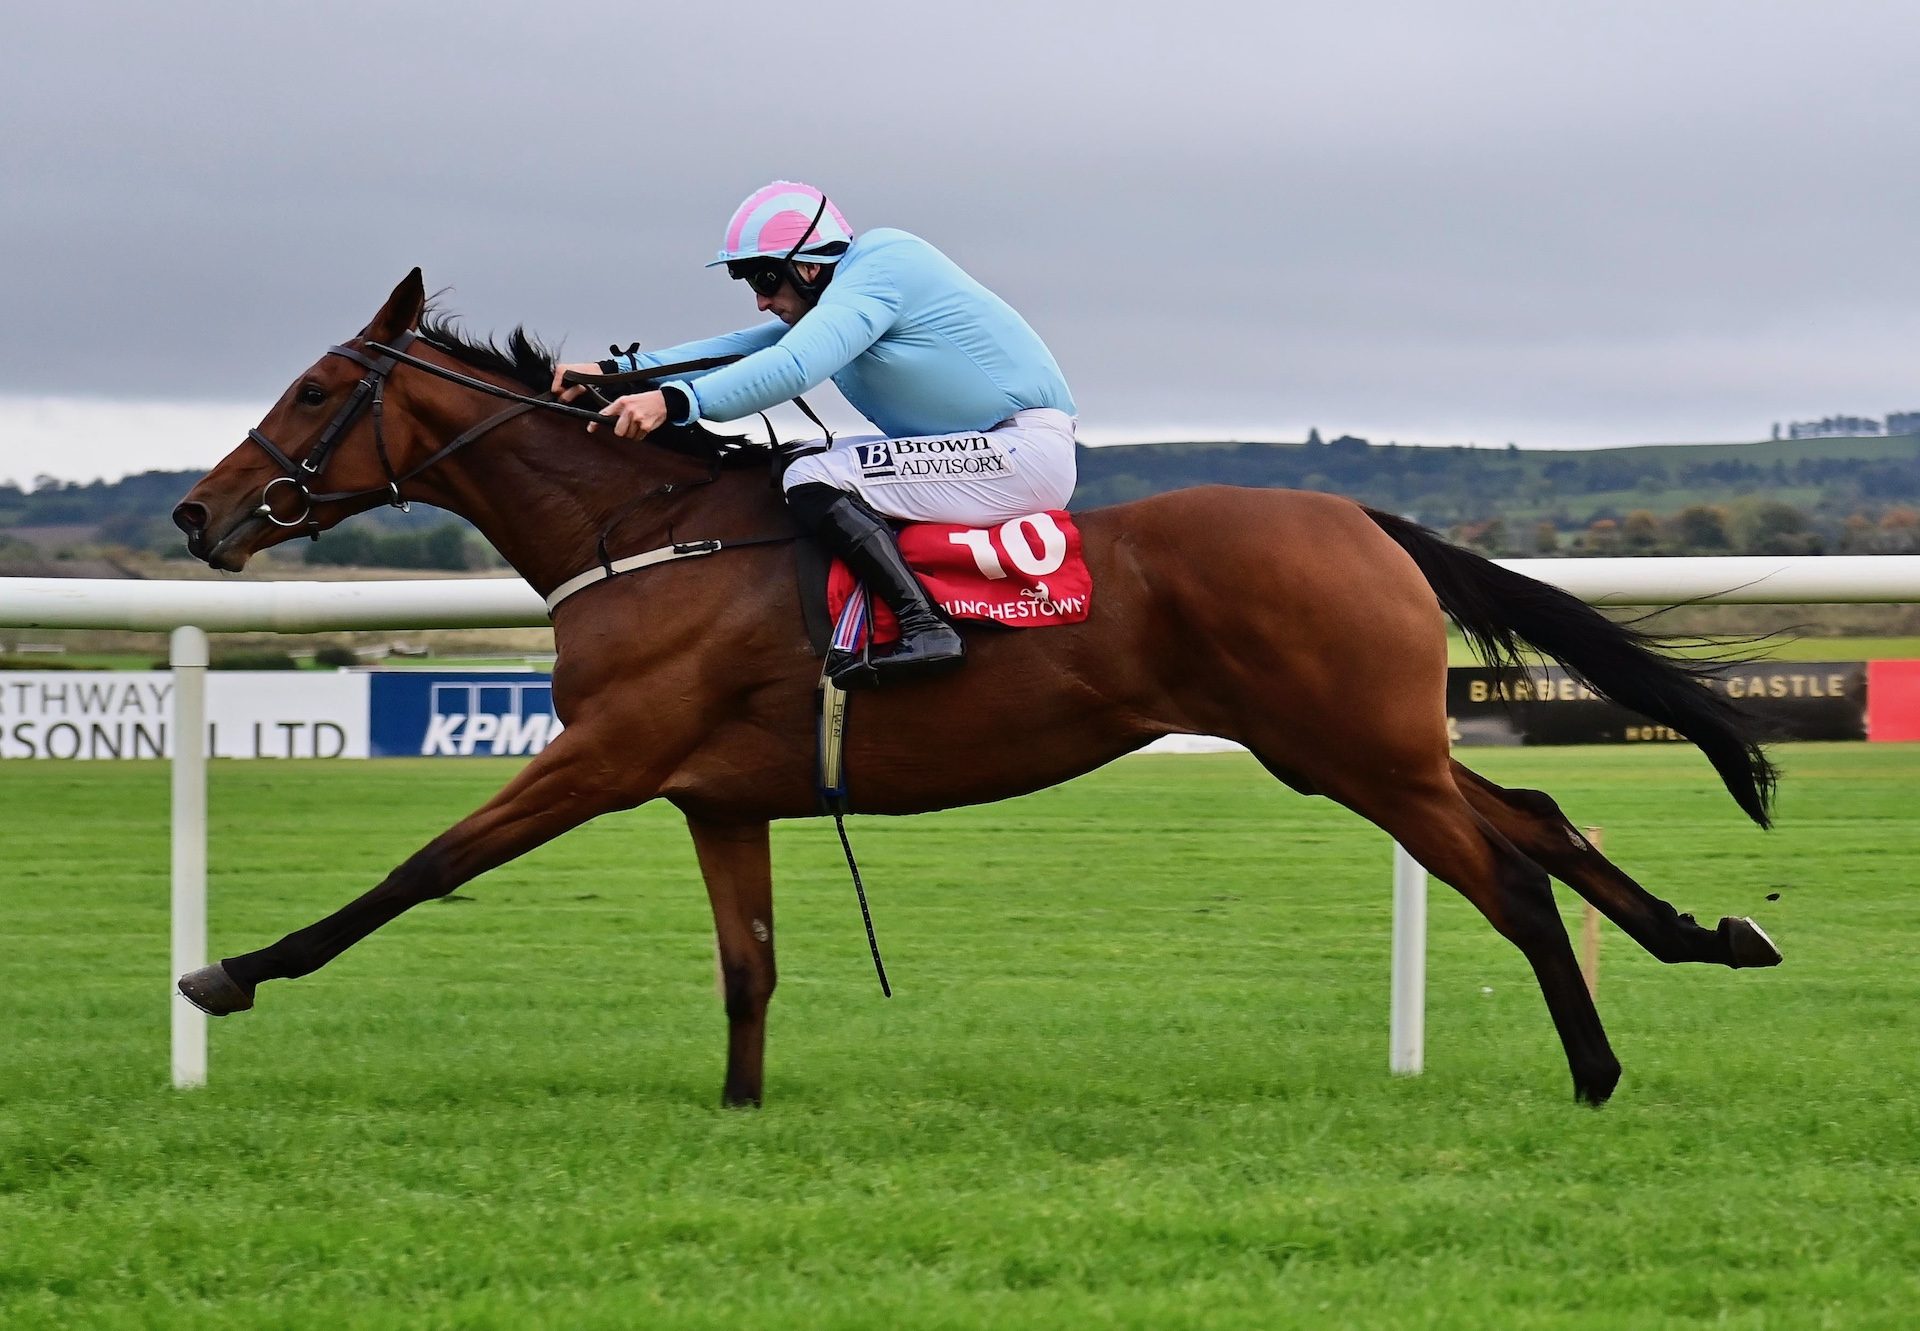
[
  {"x1": 588, "y1": 390, "x2": 669, "y2": 440},
  {"x1": 550, "y1": 362, "x2": 603, "y2": 404}
]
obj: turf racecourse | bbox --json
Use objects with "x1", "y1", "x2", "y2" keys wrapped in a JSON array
[{"x1": 4, "y1": 746, "x2": 1917, "y2": 1329}]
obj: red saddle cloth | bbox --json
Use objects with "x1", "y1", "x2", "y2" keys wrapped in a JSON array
[{"x1": 827, "y1": 511, "x2": 1093, "y2": 646}]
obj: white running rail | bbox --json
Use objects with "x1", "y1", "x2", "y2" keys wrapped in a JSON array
[{"x1": 5, "y1": 554, "x2": 1920, "y2": 1087}]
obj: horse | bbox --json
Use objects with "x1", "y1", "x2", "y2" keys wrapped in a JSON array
[{"x1": 170, "y1": 269, "x2": 1782, "y2": 1108}]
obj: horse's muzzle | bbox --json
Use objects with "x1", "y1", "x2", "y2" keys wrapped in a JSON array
[
  {"x1": 172, "y1": 499, "x2": 255, "y2": 570},
  {"x1": 173, "y1": 501, "x2": 211, "y2": 562}
]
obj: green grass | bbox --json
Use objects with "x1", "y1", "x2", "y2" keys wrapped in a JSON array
[
  {"x1": 3, "y1": 746, "x2": 1918, "y2": 1328},
  {"x1": 1698, "y1": 634, "x2": 1920, "y2": 662},
  {"x1": 361, "y1": 655, "x2": 553, "y2": 671},
  {"x1": 1443, "y1": 632, "x2": 1920, "y2": 665},
  {"x1": 0, "y1": 652, "x2": 178, "y2": 670}
]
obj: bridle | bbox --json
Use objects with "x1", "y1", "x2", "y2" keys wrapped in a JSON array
[{"x1": 242, "y1": 329, "x2": 753, "y2": 535}]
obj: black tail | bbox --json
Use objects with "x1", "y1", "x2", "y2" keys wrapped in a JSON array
[{"x1": 1365, "y1": 507, "x2": 1777, "y2": 828}]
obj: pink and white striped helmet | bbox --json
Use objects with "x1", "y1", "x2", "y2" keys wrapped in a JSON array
[{"x1": 707, "y1": 181, "x2": 854, "y2": 268}]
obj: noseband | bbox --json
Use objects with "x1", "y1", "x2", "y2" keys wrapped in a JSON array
[{"x1": 244, "y1": 331, "x2": 425, "y2": 532}]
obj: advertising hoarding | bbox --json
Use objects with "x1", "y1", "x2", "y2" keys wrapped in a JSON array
[
  {"x1": 1447, "y1": 662, "x2": 1866, "y2": 746},
  {"x1": 3, "y1": 662, "x2": 1903, "y2": 760},
  {"x1": 367, "y1": 672, "x2": 563, "y2": 758},
  {"x1": 0, "y1": 672, "x2": 369, "y2": 759}
]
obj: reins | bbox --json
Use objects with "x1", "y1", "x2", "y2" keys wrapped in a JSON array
[
  {"x1": 561, "y1": 358, "x2": 838, "y2": 449},
  {"x1": 243, "y1": 332, "x2": 795, "y2": 531}
]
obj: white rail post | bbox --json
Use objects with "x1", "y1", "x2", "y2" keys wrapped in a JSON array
[
  {"x1": 1390, "y1": 843, "x2": 1427, "y2": 1075},
  {"x1": 170, "y1": 626, "x2": 208, "y2": 1089}
]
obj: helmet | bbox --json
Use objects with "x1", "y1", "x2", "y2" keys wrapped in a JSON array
[{"x1": 708, "y1": 181, "x2": 854, "y2": 268}]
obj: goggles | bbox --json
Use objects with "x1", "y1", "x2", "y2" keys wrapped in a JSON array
[{"x1": 727, "y1": 261, "x2": 787, "y2": 298}]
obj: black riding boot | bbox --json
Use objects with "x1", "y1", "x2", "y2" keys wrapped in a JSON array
[{"x1": 789, "y1": 485, "x2": 965, "y2": 687}]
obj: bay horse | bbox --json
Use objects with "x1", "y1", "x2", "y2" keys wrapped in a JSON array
[{"x1": 171, "y1": 270, "x2": 1782, "y2": 1108}]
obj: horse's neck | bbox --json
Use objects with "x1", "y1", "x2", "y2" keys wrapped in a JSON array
[{"x1": 406, "y1": 409, "x2": 784, "y2": 597}]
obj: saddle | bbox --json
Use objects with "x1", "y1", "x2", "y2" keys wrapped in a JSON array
[
  {"x1": 795, "y1": 511, "x2": 1093, "y2": 658},
  {"x1": 804, "y1": 509, "x2": 1093, "y2": 824}
]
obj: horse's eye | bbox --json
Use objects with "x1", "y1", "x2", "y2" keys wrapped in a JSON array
[{"x1": 298, "y1": 384, "x2": 326, "y2": 407}]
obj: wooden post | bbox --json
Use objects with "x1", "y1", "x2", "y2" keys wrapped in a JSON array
[{"x1": 1580, "y1": 826, "x2": 1603, "y2": 997}]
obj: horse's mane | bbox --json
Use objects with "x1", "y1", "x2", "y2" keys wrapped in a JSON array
[
  {"x1": 414, "y1": 304, "x2": 774, "y2": 468},
  {"x1": 418, "y1": 306, "x2": 556, "y2": 395}
]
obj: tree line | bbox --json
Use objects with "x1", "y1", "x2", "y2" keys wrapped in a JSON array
[
  {"x1": 6, "y1": 433, "x2": 1919, "y2": 566},
  {"x1": 1070, "y1": 434, "x2": 1920, "y2": 556},
  {"x1": 1456, "y1": 503, "x2": 1920, "y2": 558},
  {"x1": 0, "y1": 470, "x2": 481, "y2": 569}
]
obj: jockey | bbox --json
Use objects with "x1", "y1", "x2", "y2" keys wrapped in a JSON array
[{"x1": 553, "y1": 180, "x2": 1077, "y2": 686}]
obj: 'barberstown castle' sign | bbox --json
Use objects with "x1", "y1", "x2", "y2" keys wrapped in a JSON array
[{"x1": 1447, "y1": 662, "x2": 1866, "y2": 746}]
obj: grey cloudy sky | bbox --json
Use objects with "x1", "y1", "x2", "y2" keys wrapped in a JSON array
[{"x1": 2, "y1": 0, "x2": 1915, "y2": 486}]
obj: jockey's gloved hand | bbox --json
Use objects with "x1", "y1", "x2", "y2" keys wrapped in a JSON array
[
  {"x1": 586, "y1": 391, "x2": 668, "y2": 439},
  {"x1": 551, "y1": 362, "x2": 603, "y2": 404}
]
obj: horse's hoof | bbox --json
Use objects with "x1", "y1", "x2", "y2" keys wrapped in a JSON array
[
  {"x1": 1574, "y1": 1059, "x2": 1622, "y2": 1107},
  {"x1": 1720, "y1": 916, "x2": 1782, "y2": 969},
  {"x1": 177, "y1": 963, "x2": 254, "y2": 1015}
]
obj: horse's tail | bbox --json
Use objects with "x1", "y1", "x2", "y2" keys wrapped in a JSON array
[{"x1": 1363, "y1": 506, "x2": 1777, "y2": 828}]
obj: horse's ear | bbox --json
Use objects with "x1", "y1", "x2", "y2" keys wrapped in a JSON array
[{"x1": 363, "y1": 268, "x2": 426, "y2": 343}]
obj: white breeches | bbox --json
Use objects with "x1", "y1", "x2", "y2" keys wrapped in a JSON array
[{"x1": 780, "y1": 408, "x2": 1077, "y2": 525}]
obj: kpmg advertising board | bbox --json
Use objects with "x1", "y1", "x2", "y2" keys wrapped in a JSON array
[
  {"x1": 0, "y1": 671, "x2": 562, "y2": 760},
  {"x1": 0, "y1": 664, "x2": 1893, "y2": 759},
  {"x1": 1448, "y1": 662, "x2": 1867, "y2": 746}
]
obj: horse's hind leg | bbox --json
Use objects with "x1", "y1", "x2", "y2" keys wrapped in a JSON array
[
  {"x1": 685, "y1": 817, "x2": 777, "y2": 1109},
  {"x1": 1331, "y1": 768, "x2": 1623, "y2": 1104},
  {"x1": 1452, "y1": 762, "x2": 1782, "y2": 970},
  {"x1": 180, "y1": 728, "x2": 643, "y2": 1014}
]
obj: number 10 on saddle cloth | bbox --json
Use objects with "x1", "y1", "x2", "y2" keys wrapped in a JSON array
[{"x1": 826, "y1": 510, "x2": 1093, "y2": 649}]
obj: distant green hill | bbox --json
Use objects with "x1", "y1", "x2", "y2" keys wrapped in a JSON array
[
  {"x1": 1069, "y1": 432, "x2": 1920, "y2": 537},
  {"x1": 5, "y1": 432, "x2": 1917, "y2": 563},
  {"x1": 0, "y1": 470, "x2": 480, "y2": 569}
]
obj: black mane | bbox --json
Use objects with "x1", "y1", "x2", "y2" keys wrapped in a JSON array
[
  {"x1": 413, "y1": 305, "x2": 774, "y2": 468},
  {"x1": 417, "y1": 307, "x2": 556, "y2": 395}
]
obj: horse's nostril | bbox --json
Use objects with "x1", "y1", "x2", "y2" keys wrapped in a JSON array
[{"x1": 172, "y1": 502, "x2": 209, "y2": 536}]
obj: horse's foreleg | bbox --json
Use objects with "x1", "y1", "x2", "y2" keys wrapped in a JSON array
[
  {"x1": 685, "y1": 817, "x2": 776, "y2": 1108},
  {"x1": 179, "y1": 731, "x2": 644, "y2": 1014},
  {"x1": 1452, "y1": 762, "x2": 1782, "y2": 969}
]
